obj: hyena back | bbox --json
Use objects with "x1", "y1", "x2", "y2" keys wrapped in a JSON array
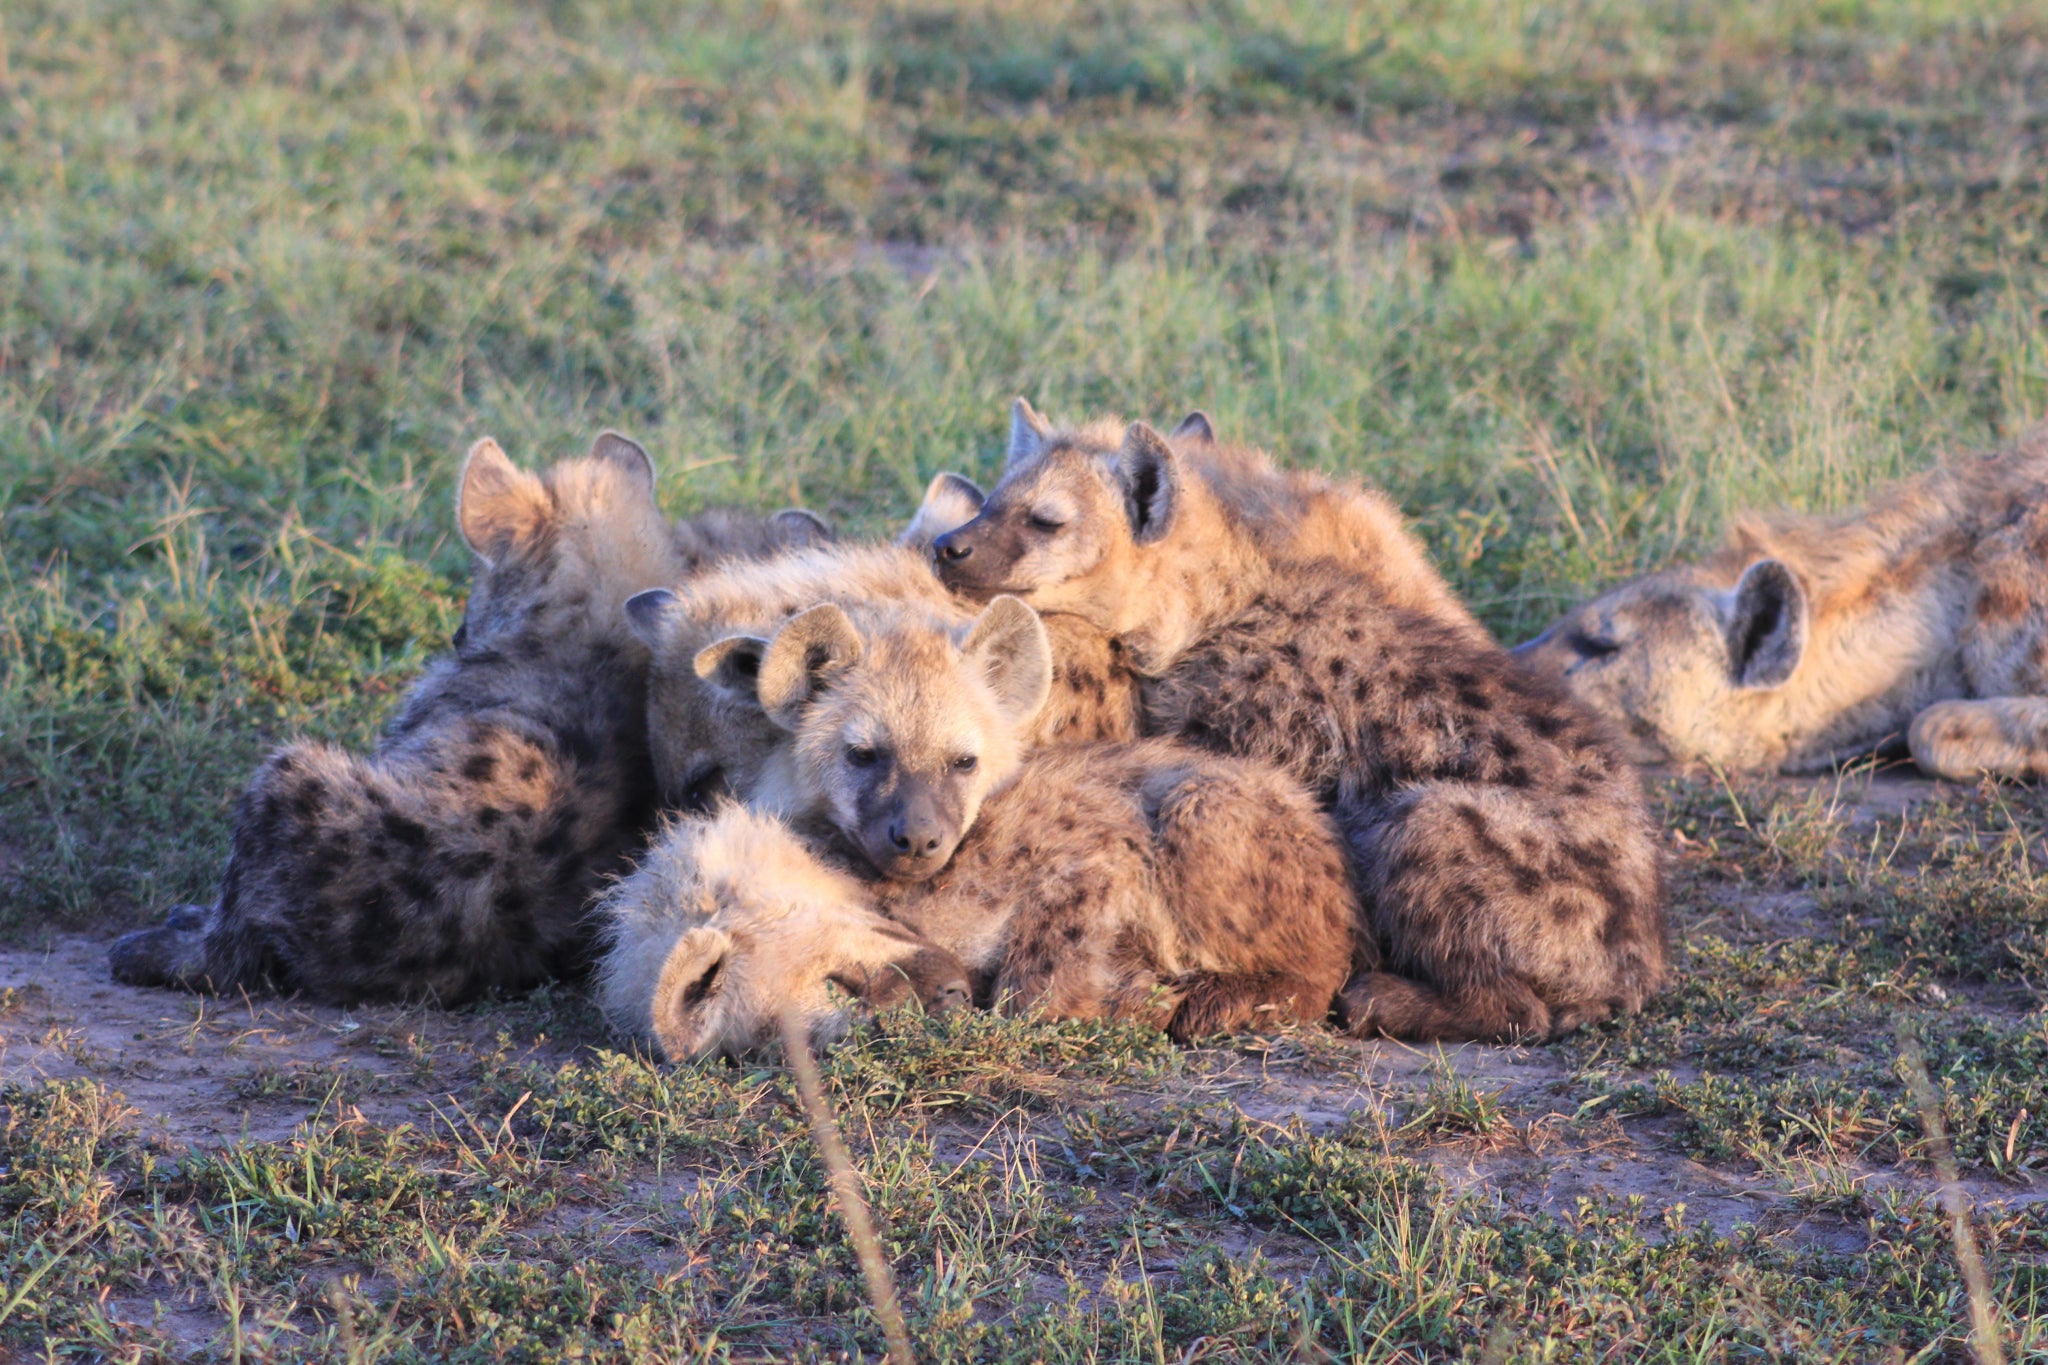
[
  {"x1": 109, "y1": 433, "x2": 826, "y2": 1003},
  {"x1": 930, "y1": 404, "x2": 1667, "y2": 1042}
]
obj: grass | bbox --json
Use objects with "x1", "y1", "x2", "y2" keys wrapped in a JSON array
[{"x1": 4, "y1": 0, "x2": 2048, "y2": 1358}]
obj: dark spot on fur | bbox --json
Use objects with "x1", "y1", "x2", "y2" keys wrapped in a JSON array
[
  {"x1": 478, "y1": 807, "x2": 504, "y2": 829},
  {"x1": 462, "y1": 753, "x2": 498, "y2": 782},
  {"x1": 381, "y1": 812, "x2": 430, "y2": 849}
]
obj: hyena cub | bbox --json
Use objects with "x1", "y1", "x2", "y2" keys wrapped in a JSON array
[
  {"x1": 109, "y1": 433, "x2": 827, "y2": 1003},
  {"x1": 1518, "y1": 430, "x2": 2048, "y2": 779},
  {"x1": 621, "y1": 472, "x2": 1139, "y2": 813},
  {"x1": 930, "y1": 404, "x2": 1667, "y2": 1042},
  {"x1": 678, "y1": 597, "x2": 1357, "y2": 1041},
  {"x1": 596, "y1": 804, "x2": 972, "y2": 1061}
]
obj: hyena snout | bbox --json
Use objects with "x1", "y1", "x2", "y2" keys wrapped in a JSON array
[
  {"x1": 929, "y1": 519, "x2": 1016, "y2": 597},
  {"x1": 839, "y1": 943, "x2": 975, "y2": 1015},
  {"x1": 862, "y1": 792, "x2": 960, "y2": 880}
]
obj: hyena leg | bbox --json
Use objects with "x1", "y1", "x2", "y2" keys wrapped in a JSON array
[
  {"x1": 1168, "y1": 970, "x2": 1336, "y2": 1043},
  {"x1": 1908, "y1": 697, "x2": 2048, "y2": 780},
  {"x1": 1337, "y1": 781, "x2": 1663, "y2": 1044},
  {"x1": 1336, "y1": 970, "x2": 1551, "y2": 1043}
]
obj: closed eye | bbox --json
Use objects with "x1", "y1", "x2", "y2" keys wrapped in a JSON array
[
  {"x1": 1026, "y1": 512, "x2": 1066, "y2": 532},
  {"x1": 846, "y1": 746, "x2": 883, "y2": 768},
  {"x1": 1568, "y1": 630, "x2": 1621, "y2": 659},
  {"x1": 951, "y1": 754, "x2": 978, "y2": 773}
]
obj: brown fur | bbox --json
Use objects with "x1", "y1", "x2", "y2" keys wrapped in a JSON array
[
  {"x1": 626, "y1": 472, "x2": 1138, "y2": 812},
  {"x1": 930, "y1": 404, "x2": 1666, "y2": 1042},
  {"x1": 108, "y1": 433, "x2": 827, "y2": 1003},
  {"x1": 1519, "y1": 429, "x2": 2048, "y2": 776}
]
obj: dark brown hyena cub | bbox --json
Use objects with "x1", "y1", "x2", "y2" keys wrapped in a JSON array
[
  {"x1": 108, "y1": 432, "x2": 827, "y2": 1003},
  {"x1": 930, "y1": 404, "x2": 1667, "y2": 1041}
]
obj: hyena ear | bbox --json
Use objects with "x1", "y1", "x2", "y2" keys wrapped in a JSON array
[
  {"x1": 771, "y1": 508, "x2": 834, "y2": 547},
  {"x1": 962, "y1": 596, "x2": 1052, "y2": 726},
  {"x1": 898, "y1": 472, "x2": 987, "y2": 550},
  {"x1": 1116, "y1": 422, "x2": 1183, "y2": 546},
  {"x1": 624, "y1": 587, "x2": 681, "y2": 648},
  {"x1": 1007, "y1": 397, "x2": 1054, "y2": 469},
  {"x1": 650, "y1": 926, "x2": 734, "y2": 1063},
  {"x1": 1170, "y1": 411, "x2": 1216, "y2": 444},
  {"x1": 757, "y1": 603, "x2": 865, "y2": 729},
  {"x1": 458, "y1": 438, "x2": 552, "y2": 563},
  {"x1": 1725, "y1": 558, "x2": 1808, "y2": 690},
  {"x1": 694, "y1": 634, "x2": 771, "y2": 701},
  {"x1": 589, "y1": 430, "x2": 658, "y2": 493}
]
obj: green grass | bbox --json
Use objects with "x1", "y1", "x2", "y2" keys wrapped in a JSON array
[{"x1": 4, "y1": 0, "x2": 2048, "y2": 1358}]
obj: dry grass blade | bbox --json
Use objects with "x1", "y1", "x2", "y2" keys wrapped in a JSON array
[
  {"x1": 1899, "y1": 1034, "x2": 2008, "y2": 1365},
  {"x1": 777, "y1": 1008, "x2": 917, "y2": 1365}
]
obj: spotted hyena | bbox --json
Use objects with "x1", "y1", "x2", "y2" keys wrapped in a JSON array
[
  {"x1": 595, "y1": 803, "x2": 972, "y2": 1061},
  {"x1": 622, "y1": 472, "x2": 1138, "y2": 814},
  {"x1": 928, "y1": 403, "x2": 1666, "y2": 1042},
  {"x1": 604, "y1": 597, "x2": 1354, "y2": 1052},
  {"x1": 1517, "y1": 430, "x2": 2048, "y2": 780},
  {"x1": 108, "y1": 432, "x2": 828, "y2": 1003}
]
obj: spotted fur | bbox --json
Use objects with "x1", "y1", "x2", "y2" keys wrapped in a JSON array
[
  {"x1": 107, "y1": 433, "x2": 827, "y2": 1003},
  {"x1": 930, "y1": 404, "x2": 1667, "y2": 1042},
  {"x1": 1519, "y1": 430, "x2": 2048, "y2": 779}
]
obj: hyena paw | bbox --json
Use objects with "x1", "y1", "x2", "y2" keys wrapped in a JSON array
[
  {"x1": 107, "y1": 908, "x2": 213, "y2": 988},
  {"x1": 1908, "y1": 698, "x2": 2048, "y2": 781}
]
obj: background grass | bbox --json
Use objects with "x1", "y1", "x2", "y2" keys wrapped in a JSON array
[{"x1": 4, "y1": 1, "x2": 2048, "y2": 1359}]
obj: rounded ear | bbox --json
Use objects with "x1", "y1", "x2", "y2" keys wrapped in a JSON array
[
  {"x1": 458, "y1": 438, "x2": 550, "y2": 562},
  {"x1": 962, "y1": 596, "x2": 1052, "y2": 726},
  {"x1": 898, "y1": 471, "x2": 987, "y2": 549},
  {"x1": 589, "y1": 430, "x2": 657, "y2": 491},
  {"x1": 1170, "y1": 411, "x2": 1216, "y2": 444},
  {"x1": 1007, "y1": 397, "x2": 1054, "y2": 469},
  {"x1": 625, "y1": 587, "x2": 681, "y2": 647},
  {"x1": 771, "y1": 508, "x2": 834, "y2": 547},
  {"x1": 650, "y1": 926, "x2": 733, "y2": 1063},
  {"x1": 1116, "y1": 423, "x2": 1183, "y2": 546},
  {"x1": 1726, "y1": 558, "x2": 1808, "y2": 690},
  {"x1": 757, "y1": 603, "x2": 865, "y2": 729},
  {"x1": 694, "y1": 634, "x2": 770, "y2": 701}
]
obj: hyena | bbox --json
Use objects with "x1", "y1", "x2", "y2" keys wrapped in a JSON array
[
  {"x1": 596, "y1": 803, "x2": 973, "y2": 1061},
  {"x1": 622, "y1": 473, "x2": 1139, "y2": 813},
  {"x1": 1516, "y1": 430, "x2": 2048, "y2": 780},
  {"x1": 645, "y1": 597, "x2": 1356, "y2": 1045},
  {"x1": 108, "y1": 432, "x2": 828, "y2": 1003},
  {"x1": 928, "y1": 403, "x2": 1666, "y2": 1042}
]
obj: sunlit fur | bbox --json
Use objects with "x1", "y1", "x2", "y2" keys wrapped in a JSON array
[
  {"x1": 1521, "y1": 429, "x2": 2048, "y2": 776},
  {"x1": 595, "y1": 804, "x2": 970, "y2": 1061}
]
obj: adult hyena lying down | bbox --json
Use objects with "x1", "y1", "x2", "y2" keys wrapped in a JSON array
[
  {"x1": 1517, "y1": 430, "x2": 2048, "y2": 779},
  {"x1": 108, "y1": 433, "x2": 827, "y2": 1003},
  {"x1": 597, "y1": 598, "x2": 1355, "y2": 1059},
  {"x1": 928, "y1": 404, "x2": 1667, "y2": 1043}
]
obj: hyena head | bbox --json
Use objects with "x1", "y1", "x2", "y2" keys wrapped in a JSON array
[
  {"x1": 930, "y1": 401, "x2": 1198, "y2": 624},
  {"x1": 613, "y1": 808, "x2": 972, "y2": 1062},
  {"x1": 705, "y1": 597, "x2": 1052, "y2": 880},
  {"x1": 1514, "y1": 557, "x2": 1809, "y2": 766},
  {"x1": 454, "y1": 431, "x2": 679, "y2": 651}
]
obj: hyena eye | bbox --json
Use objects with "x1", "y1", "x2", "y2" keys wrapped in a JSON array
[
  {"x1": 951, "y1": 755, "x2": 979, "y2": 773},
  {"x1": 846, "y1": 745, "x2": 882, "y2": 768},
  {"x1": 1026, "y1": 512, "x2": 1066, "y2": 532},
  {"x1": 1568, "y1": 630, "x2": 1621, "y2": 660}
]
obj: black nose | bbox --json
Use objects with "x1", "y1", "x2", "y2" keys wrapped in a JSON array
[
  {"x1": 887, "y1": 819, "x2": 943, "y2": 856},
  {"x1": 932, "y1": 532, "x2": 972, "y2": 564}
]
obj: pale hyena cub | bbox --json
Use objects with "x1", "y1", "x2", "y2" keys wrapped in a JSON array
[
  {"x1": 632, "y1": 597, "x2": 1356, "y2": 1045},
  {"x1": 1518, "y1": 431, "x2": 2048, "y2": 779},
  {"x1": 621, "y1": 472, "x2": 1138, "y2": 813},
  {"x1": 596, "y1": 804, "x2": 972, "y2": 1061},
  {"x1": 929, "y1": 403, "x2": 1666, "y2": 1043},
  {"x1": 109, "y1": 433, "x2": 828, "y2": 1003}
]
